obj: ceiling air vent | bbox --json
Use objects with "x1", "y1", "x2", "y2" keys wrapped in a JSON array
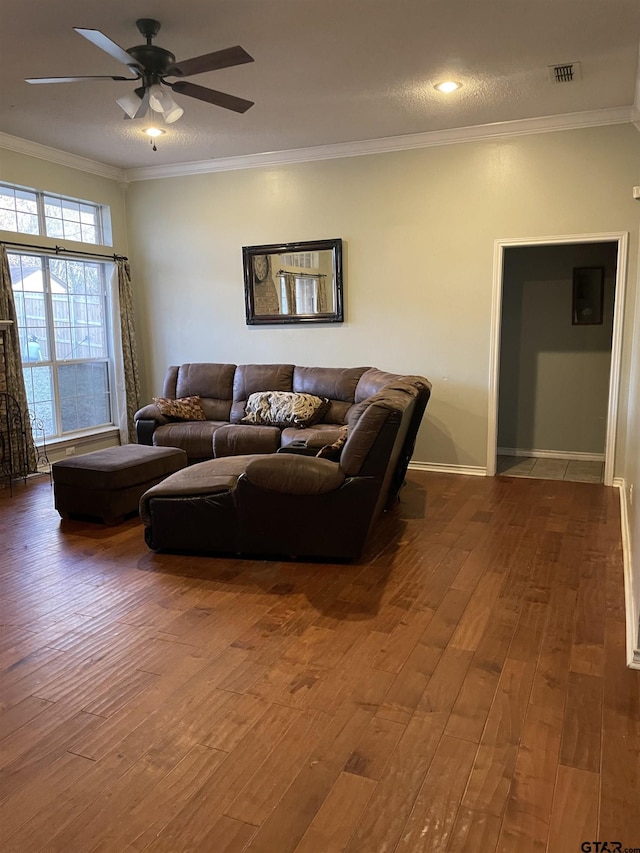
[{"x1": 548, "y1": 62, "x2": 581, "y2": 83}]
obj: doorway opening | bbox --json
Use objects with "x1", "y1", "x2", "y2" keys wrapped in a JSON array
[{"x1": 487, "y1": 233, "x2": 628, "y2": 486}]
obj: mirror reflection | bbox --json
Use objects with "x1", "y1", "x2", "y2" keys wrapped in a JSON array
[{"x1": 243, "y1": 239, "x2": 343, "y2": 325}]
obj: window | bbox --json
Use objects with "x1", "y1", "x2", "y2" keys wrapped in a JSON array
[
  {"x1": 9, "y1": 251, "x2": 115, "y2": 439},
  {"x1": 0, "y1": 183, "x2": 111, "y2": 246}
]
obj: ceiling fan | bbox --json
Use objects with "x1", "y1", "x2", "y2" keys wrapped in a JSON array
[{"x1": 25, "y1": 18, "x2": 255, "y2": 121}]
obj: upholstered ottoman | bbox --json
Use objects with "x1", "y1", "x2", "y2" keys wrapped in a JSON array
[{"x1": 52, "y1": 444, "x2": 188, "y2": 524}]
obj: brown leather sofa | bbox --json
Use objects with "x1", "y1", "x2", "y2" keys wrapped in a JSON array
[
  {"x1": 136, "y1": 363, "x2": 431, "y2": 560},
  {"x1": 135, "y1": 363, "x2": 423, "y2": 463}
]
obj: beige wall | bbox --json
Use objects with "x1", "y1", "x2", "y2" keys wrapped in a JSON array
[
  {"x1": 498, "y1": 242, "x2": 618, "y2": 455},
  {"x1": 126, "y1": 124, "x2": 639, "y2": 472}
]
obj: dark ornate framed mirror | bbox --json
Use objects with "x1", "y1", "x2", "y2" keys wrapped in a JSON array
[{"x1": 243, "y1": 238, "x2": 343, "y2": 325}]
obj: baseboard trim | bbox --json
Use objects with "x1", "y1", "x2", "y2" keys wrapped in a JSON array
[
  {"x1": 498, "y1": 447, "x2": 605, "y2": 462},
  {"x1": 409, "y1": 461, "x2": 487, "y2": 477},
  {"x1": 614, "y1": 477, "x2": 640, "y2": 669}
]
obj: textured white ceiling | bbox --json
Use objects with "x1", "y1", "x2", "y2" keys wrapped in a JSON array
[{"x1": 1, "y1": 0, "x2": 639, "y2": 171}]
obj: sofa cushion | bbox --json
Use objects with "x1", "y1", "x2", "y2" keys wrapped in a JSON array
[
  {"x1": 153, "y1": 420, "x2": 228, "y2": 460},
  {"x1": 241, "y1": 391, "x2": 329, "y2": 428},
  {"x1": 355, "y1": 368, "x2": 402, "y2": 403},
  {"x1": 152, "y1": 395, "x2": 206, "y2": 421},
  {"x1": 139, "y1": 455, "x2": 257, "y2": 526},
  {"x1": 293, "y1": 365, "x2": 368, "y2": 401},
  {"x1": 174, "y1": 363, "x2": 236, "y2": 400},
  {"x1": 245, "y1": 454, "x2": 345, "y2": 495},
  {"x1": 355, "y1": 369, "x2": 432, "y2": 403},
  {"x1": 231, "y1": 364, "x2": 295, "y2": 422},
  {"x1": 164, "y1": 363, "x2": 236, "y2": 422},
  {"x1": 214, "y1": 423, "x2": 281, "y2": 457},
  {"x1": 293, "y1": 365, "x2": 369, "y2": 424}
]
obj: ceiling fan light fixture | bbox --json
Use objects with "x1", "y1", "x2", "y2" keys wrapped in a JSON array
[
  {"x1": 148, "y1": 83, "x2": 167, "y2": 112},
  {"x1": 163, "y1": 102, "x2": 184, "y2": 124},
  {"x1": 148, "y1": 83, "x2": 183, "y2": 123},
  {"x1": 116, "y1": 91, "x2": 142, "y2": 118},
  {"x1": 435, "y1": 80, "x2": 462, "y2": 93},
  {"x1": 144, "y1": 125, "x2": 165, "y2": 138}
]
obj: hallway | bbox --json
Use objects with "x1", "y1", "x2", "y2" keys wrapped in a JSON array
[{"x1": 497, "y1": 455, "x2": 604, "y2": 483}]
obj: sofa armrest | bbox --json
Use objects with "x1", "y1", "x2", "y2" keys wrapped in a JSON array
[
  {"x1": 134, "y1": 404, "x2": 170, "y2": 446},
  {"x1": 277, "y1": 441, "x2": 318, "y2": 457},
  {"x1": 245, "y1": 454, "x2": 345, "y2": 495},
  {"x1": 135, "y1": 419, "x2": 157, "y2": 446},
  {"x1": 134, "y1": 403, "x2": 171, "y2": 424}
]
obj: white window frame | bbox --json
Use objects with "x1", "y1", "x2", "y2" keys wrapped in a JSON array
[
  {"x1": 9, "y1": 250, "x2": 118, "y2": 443},
  {"x1": 0, "y1": 182, "x2": 112, "y2": 246}
]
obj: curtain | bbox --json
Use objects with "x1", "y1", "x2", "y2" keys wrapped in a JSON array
[
  {"x1": 0, "y1": 246, "x2": 37, "y2": 475},
  {"x1": 113, "y1": 258, "x2": 141, "y2": 444},
  {"x1": 279, "y1": 272, "x2": 296, "y2": 314}
]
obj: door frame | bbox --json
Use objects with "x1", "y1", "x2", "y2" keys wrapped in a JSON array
[{"x1": 486, "y1": 231, "x2": 629, "y2": 486}]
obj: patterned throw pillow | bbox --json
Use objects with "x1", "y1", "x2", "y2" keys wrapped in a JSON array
[
  {"x1": 152, "y1": 395, "x2": 207, "y2": 421},
  {"x1": 241, "y1": 391, "x2": 330, "y2": 428}
]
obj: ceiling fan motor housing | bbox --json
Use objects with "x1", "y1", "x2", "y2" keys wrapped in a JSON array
[
  {"x1": 127, "y1": 45, "x2": 176, "y2": 79},
  {"x1": 127, "y1": 19, "x2": 175, "y2": 83}
]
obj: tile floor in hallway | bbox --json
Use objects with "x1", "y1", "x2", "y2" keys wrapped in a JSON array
[{"x1": 497, "y1": 454, "x2": 604, "y2": 483}]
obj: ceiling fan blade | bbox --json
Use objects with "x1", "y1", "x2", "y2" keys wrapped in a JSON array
[
  {"x1": 171, "y1": 80, "x2": 254, "y2": 113},
  {"x1": 26, "y1": 75, "x2": 136, "y2": 84},
  {"x1": 132, "y1": 90, "x2": 151, "y2": 119},
  {"x1": 74, "y1": 27, "x2": 139, "y2": 76},
  {"x1": 169, "y1": 46, "x2": 254, "y2": 77}
]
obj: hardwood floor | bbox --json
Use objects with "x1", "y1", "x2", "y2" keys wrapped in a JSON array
[{"x1": 0, "y1": 471, "x2": 638, "y2": 853}]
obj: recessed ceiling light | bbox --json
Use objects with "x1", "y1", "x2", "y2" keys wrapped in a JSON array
[{"x1": 435, "y1": 81, "x2": 462, "y2": 93}]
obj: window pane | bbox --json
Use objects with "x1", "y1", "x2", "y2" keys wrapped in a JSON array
[
  {"x1": 10, "y1": 253, "x2": 45, "y2": 353},
  {"x1": 61, "y1": 199, "x2": 80, "y2": 221},
  {"x1": 16, "y1": 211, "x2": 39, "y2": 235},
  {"x1": 46, "y1": 218, "x2": 64, "y2": 238},
  {"x1": 23, "y1": 365, "x2": 56, "y2": 438},
  {"x1": 51, "y1": 260, "x2": 108, "y2": 361},
  {"x1": 62, "y1": 220, "x2": 82, "y2": 242},
  {"x1": 44, "y1": 193, "x2": 101, "y2": 245},
  {"x1": 0, "y1": 186, "x2": 39, "y2": 235},
  {"x1": 44, "y1": 198, "x2": 62, "y2": 218},
  {"x1": 82, "y1": 225, "x2": 97, "y2": 243},
  {"x1": 15, "y1": 190, "x2": 38, "y2": 213},
  {"x1": 0, "y1": 188, "x2": 16, "y2": 207},
  {"x1": 0, "y1": 209, "x2": 18, "y2": 231},
  {"x1": 58, "y1": 363, "x2": 111, "y2": 432}
]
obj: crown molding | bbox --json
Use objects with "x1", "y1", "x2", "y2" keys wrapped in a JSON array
[
  {"x1": 0, "y1": 132, "x2": 126, "y2": 182},
  {"x1": 1, "y1": 105, "x2": 634, "y2": 184},
  {"x1": 123, "y1": 105, "x2": 634, "y2": 182}
]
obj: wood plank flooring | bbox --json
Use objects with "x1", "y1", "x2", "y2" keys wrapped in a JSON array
[{"x1": 0, "y1": 471, "x2": 638, "y2": 853}]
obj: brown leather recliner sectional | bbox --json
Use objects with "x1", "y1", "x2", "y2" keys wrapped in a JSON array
[{"x1": 135, "y1": 363, "x2": 431, "y2": 560}]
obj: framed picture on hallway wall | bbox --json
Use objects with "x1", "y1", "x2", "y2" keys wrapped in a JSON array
[{"x1": 572, "y1": 266, "x2": 604, "y2": 325}]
